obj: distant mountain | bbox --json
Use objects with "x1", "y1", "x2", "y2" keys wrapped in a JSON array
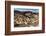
[{"x1": 14, "y1": 10, "x2": 39, "y2": 16}]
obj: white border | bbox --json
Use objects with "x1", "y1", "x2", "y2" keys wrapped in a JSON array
[{"x1": 11, "y1": 5, "x2": 42, "y2": 31}]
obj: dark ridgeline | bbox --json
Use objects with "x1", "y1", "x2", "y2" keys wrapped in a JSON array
[{"x1": 14, "y1": 10, "x2": 39, "y2": 16}]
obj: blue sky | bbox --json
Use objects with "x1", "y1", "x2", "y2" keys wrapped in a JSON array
[{"x1": 14, "y1": 8, "x2": 39, "y2": 13}]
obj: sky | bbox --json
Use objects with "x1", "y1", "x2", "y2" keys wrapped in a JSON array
[{"x1": 14, "y1": 8, "x2": 39, "y2": 13}]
